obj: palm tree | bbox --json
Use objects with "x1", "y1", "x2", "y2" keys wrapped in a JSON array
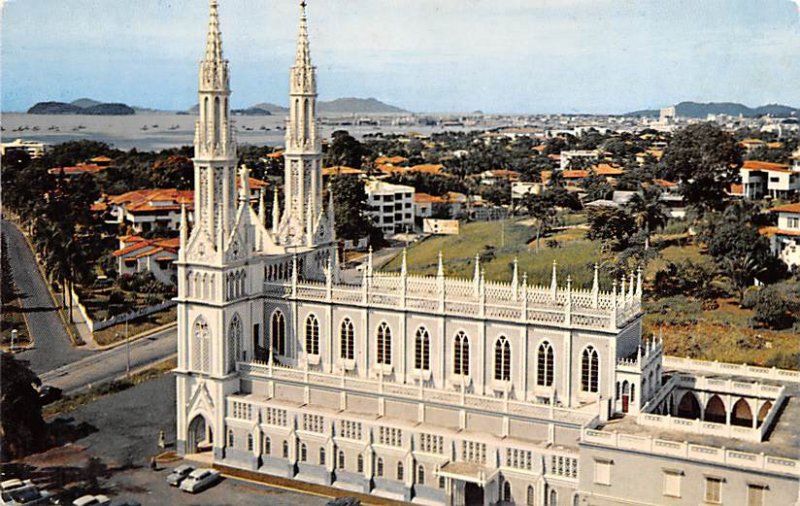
[{"x1": 626, "y1": 187, "x2": 669, "y2": 250}]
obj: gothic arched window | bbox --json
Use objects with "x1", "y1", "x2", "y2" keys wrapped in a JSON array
[
  {"x1": 453, "y1": 331, "x2": 470, "y2": 376},
  {"x1": 537, "y1": 341, "x2": 554, "y2": 387},
  {"x1": 527, "y1": 485, "x2": 535, "y2": 506},
  {"x1": 415, "y1": 327, "x2": 430, "y2": 371},
  {"x1": 494, "y1": 335, "x2": 511, "y2": 381},
  {"x1": 357, "y1": 454, "x2": 364, "y2": 473},
  {"x1": 581, "y1": 346, "x2": 599, "y2": 392},
  {"x1": 271, "y1": 310, "x2": 286, "y2": 357},
  {"x1": 305, "y1": 314, "x2": 320, "y2": 356},
  {"x1": 377, "y1": 322, "x2": 392, "y2": 365},
  {"x1": 192, "y1": 317, "x2": 210, "y2": 373},
  {"x1": 228, "y1": 313, "x2": 243, "y2": 372},
  {"x1": 376, "y1": 457, "x2": 384, "y2": 477},
  {"x1": 340, "y1": 318, "x2": 355, "y2": 360},
  {"x1": 417, "y1": 464, "x2": 425, "y2": 485},
  {"x1": 265, "y1": 436, "x2": 271, "y2": 455},
  {"x1": 338, "y1": 450, "x2": 346, "y2": 469},
  {"x1": 397, "y1": 462, "x2": 404, "y2": 481}
]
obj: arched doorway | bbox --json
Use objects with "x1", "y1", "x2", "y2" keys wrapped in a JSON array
[
  {"x1": 731, "y1": 398, "x2": 753, "y2": 427},
  {"x1": 187, "y1": 415, "x2": 213, "y2": 454},
  {"x1": 676, "y1": 392, "x2": 701, "y2": 419},
  {"x1": 621, "y1": 381, "x2": 630, "y2": 413},
  {"x1": 705, "y1": 395, "x2": 726, "y2": 424},
  {"x1": 757, "y1": 401, "x2": 772, "y2": 428}
]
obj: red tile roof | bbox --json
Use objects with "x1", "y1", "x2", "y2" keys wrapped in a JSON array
[
  {"x1": 742, "y1": 160, "x2": 792, "y2": 173},
  {"x1": 770, "y1": 203, "x2": 800, "y2": 214}
]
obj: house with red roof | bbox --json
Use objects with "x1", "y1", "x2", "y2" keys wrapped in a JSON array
[
  {"x1": 762, "y1": 203, "x2": 800, "y2": 269},
  {"x1": 735, "y1": 160, "x2": 800, "y2": 199},
  {"x1": 102, "y1": 189, "x2": 194, "y2": 234},
  {"x1": 113, "y1": 236, "x2": 180, "y2": 285}
]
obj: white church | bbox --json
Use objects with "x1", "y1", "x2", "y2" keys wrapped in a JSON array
[{"x1": 174, "y1": 2, "x2": 800, "y2": 505}]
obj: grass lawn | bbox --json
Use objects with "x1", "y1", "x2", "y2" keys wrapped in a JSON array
[
  {"x1": 383, "y1": 219, "x2": 610, "y2": 288},
  {"x1": 93, "y1": 306, "x2": 177, "y2": 347},
  {"x1": 1, "y1": 297, "x2": 31, "y2": 348},
  {"x1": 386, "y1": 217, "x2": 800, "y2": 370}
]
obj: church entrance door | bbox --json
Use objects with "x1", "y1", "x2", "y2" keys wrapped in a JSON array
[{"x1": 464, "y1": 483, "x2": 484, "y2": 506}]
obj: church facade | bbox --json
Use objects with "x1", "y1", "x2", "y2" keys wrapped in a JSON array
[{"x1": 175, "y1": 3, "x2": 800, "y2": 505}]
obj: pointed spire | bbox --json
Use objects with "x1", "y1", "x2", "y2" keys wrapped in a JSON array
[
  {"x1": 592, "y1": 263, "x2": 599, "y2": 293},
  {"x1": 401, "y1": 248, "x2": 408, "y2": 276},
  {"x1": 328, "y1": 183, "x2": 336, "y2": 241},
  {"x1": 511, "y1": 257, "x2": 519, "y2": 300},
  {"x1": 179, "y1": 203, "x2": 188, "y2": 261},
  {"x1": 437, "y1": 251, "x2": 444, "y2": 277},
  {"x1": 367, "y1": 245, "x2": 374, "y2": 276},
  {"x1": 239, "y1": 165, "x2": 250, "y2": 202},
  {"x1": 550, "y1": 260, "x2": 558, "y2": 300},
  {"x1": 258, "y1": 189, "x2": 266, "y2": 225},
  {"x1": 272, "y1": 189, "x2": 280, "y2": 233},
  {"x1": 629, "y1": 271, "x2": 635, "y2": 298},
  {"x1": 295, "y1": 0, "x2": 312, "y2": 69},
  {"x1": 204, "y1": 0, "x2": 224, "y2": 64},
  {"x1": 636, "y1": 266, "x2": 643, "y2": 298}
]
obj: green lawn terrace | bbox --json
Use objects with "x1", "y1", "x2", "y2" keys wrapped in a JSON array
[{"x1": 382, "y1": 218, "x2": 612, "y2": 290}]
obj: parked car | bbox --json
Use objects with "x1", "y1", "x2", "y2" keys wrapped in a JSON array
[
  {"x1": 326, "y1": 497, "x2": 361, "y2": 506},
  {"x1": 0, "y1": 480, "x2": 33, "y2": 494},
  {"x1": 1, "y1": 485, "x2": 51, "y2": 506},
  {"x1": 165, "y1": 465, "x2": 194, "y2": 487},
  {"x1": 109, "y1": 501, "x2": 141, "y2": 506},
  {"x1": 179, "y1": 468, "x2": 220, "y2": 493},
  {"x1": 71, "y1": 495, "x2": 110, "y2": 506},
  {"x1": 37, "y1": 385, "x2": 62, "y2": 405}
]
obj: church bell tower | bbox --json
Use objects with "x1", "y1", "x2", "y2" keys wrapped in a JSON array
[{"x1": 277, "y1": 1, "x2": 325, "y2": 247}]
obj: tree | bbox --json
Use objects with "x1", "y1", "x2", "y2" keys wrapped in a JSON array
[
  {"x1": 751, "y1": 286, "x2": 794, "y2": 330},
  {"x1": 661, "y1": 123, "x2": 742, "y2": 214},
  {"x1": 325, "y1": 130, "x2": 364, "y2": 169},
  {"x1": 0, "y1": 353, "x2": 47, "y2": 461},
  {"x1": 151, "y1": 155, "x2": 193, "y2": 189},
  {"x1": 625, "y1": 187, "x2": 669, "y2": 250},
  {"x1": 522, "y1": 194, "x2": 558, "y2": 249},
  {"x1": 718, "y1": 253, "x2": 765, "y2": 305},
  {"x1": 329, "y1": 175, "x2": 375, "y2": 242},
  {"x1": 586, "y1": 207, "x2": 637, "y2": 252}
]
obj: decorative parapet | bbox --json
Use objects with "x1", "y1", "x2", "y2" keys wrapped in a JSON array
[
  {"x1": 264, "y1": 265, "x2": 643, "y2": 332},
  {"x1": 663, "y1": 356, "x2": 800, "y2": 384},
  {"x1": 581, "y1": 428, "x2": 800, "y2": 478}
]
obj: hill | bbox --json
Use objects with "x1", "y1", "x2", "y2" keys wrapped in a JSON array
[
  {"x1": 317, "y1": 97, "x2": 407, "y2": 114},
  {"x1": 250, "y1": 102, "x2": 288, "y2": 114},
  {"x1": 71, "y1": 98, "x2": 102, "y2": 108},
  {"x1": 27, "y1": 101, "x2": 83, "y2": 114},
  {"x1": 625, "y1": 101, "x2": 799, "y2": 118},
  {"x1": 28, "y1": 99, "x2": 136, "y2": 115},
  {"x1": 232, "y1": 106, "x2": 272, "y2": 116}
]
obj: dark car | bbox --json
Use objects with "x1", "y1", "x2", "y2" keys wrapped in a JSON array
[
  {"x1": 325, "y1": 497, "x2": 361, "y2": 506},
  {"x1": 38, "y1": 386, "x2": 62, "y2": 405},
  {"x1": 110, "y1": 500, "x2": 141, "y2": 506}
]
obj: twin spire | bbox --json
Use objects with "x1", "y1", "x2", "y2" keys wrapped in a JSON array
[
  {"x1": 204, "y1": 0, "x2": 224, "y2": 64},
  {"x1": 295, "y1": 1, "x2": 312, "y2": 70}
]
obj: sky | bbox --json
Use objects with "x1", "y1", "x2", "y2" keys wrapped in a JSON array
[{"x1": 2, "y1": 0, "x2": 800, "y2": 114}]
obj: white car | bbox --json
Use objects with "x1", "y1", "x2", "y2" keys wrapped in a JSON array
[
  {"x1": 0, "y1": 481, "x2": 33, "y2": 494},
  {"x1": 165, "y1": 465, "x2": 194, "y2": 486},
  {"x1": 72, "y1": 495, "x2": 111, "y2": 506},
  {"x1": 178, "y1": 468, "x2": 221, "y2": 493}
]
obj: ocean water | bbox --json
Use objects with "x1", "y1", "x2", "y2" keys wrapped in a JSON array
[{"x1": 1, "y1": 112, "x2": 493, "y2": 151}]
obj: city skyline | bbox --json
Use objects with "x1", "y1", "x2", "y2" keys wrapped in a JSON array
[{"x1": 3, "y1": 0, "x2": 800, "y2": 115}]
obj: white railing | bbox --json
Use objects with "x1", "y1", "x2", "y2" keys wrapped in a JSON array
[
  {"x1": 581, "y1": 428, "x2": 800, "y2": 478},
  {"x1": 663, "y1": 356, "x2": 800, "y2": 383},
  {"x1": 262, "y1": 273, "x2": 642, "y2": 332}
]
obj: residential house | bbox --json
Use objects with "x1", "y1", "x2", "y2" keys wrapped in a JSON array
[
  {"x1": 102, "y1": 189, "x2": 195, "y2": 234},
  {"x1": 559, "y1": 149, "x2": 600, "y2": 170},
  {"x1": 652, "y1": 179, "x2": 687, "y2": 218},
  {"x1": 1, "y1": 138, "x2": 45, "y2": 158},
  {"x1": 735, "y1": 160, "x2": 799, "y2": 200},
  {"x1": 763, "y1": 203, "x2": 800, "y2": 269},
  {"x1": 479, "y1": 169, "x2": 521, "y2": 186},
  {"x1": 113, "y1": 235, "x2": 180, "y2": 285}
]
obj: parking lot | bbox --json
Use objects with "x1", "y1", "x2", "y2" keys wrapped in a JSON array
[{"x1": 13, "y1": 374, "x2": 328, "y2": 505}]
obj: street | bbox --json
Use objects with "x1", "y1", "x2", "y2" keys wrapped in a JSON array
[
  {"x1": 2, "y1": 219, "x2": 90, "y2": 373},
  {"x1": 39, "y1": 325, "x2": 177, "y2": 394}
]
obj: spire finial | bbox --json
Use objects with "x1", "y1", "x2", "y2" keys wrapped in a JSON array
[
  {"x1": 295, "y1": 0, "x2": 312, "y2": 68},
  {"x1": 204, "y1": 0, "x2": 224, "y2": 64}
]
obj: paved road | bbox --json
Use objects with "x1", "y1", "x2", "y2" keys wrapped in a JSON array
[
  {"x1": 39, "y1": 325, "x2": 177, "y2": 394},
  {"x1": 2, "y1": 219, "x2": 91, "y2": 373}
]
